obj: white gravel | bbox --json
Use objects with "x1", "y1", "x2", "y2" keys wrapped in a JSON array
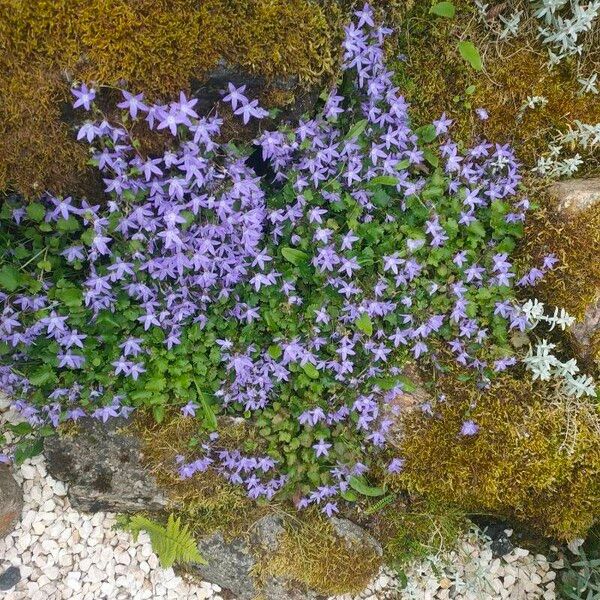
[
  {"x1": 397, "y1": 528, "x2": 561, "y2": 600},
  {"x1": 1, "y1": 398, "x2": 560, "y2": 600},
  {"x1": 1, "y1": 452, "x2": 222, "y2": 600}
]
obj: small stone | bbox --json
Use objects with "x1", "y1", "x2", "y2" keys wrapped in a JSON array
[
  {"x1": 31, "y1": 520, "x2": 46, "y2": 535},
  {"x1": 513, "y1": 547, "x2": 530, "y2": 558},
  {"x1": 439, "y1": 577, "x2": 452, "y2": 589},
  {"x1": 0, "y1": 566, "x2": 21, "y2": 591},
  {"x1": 0, "y1": 466, "x2": 24, "y2": 538}
]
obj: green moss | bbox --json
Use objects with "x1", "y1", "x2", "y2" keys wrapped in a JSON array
[
  {"x1": 392, "y1": 1, "x2": 600, "y2": 175},
  {"x1": 364, "y1": 497, "x2": 467, "y2": 567},
  {"x1": 258, "y1": 510, "x2": 382, "y2": 597},
  {"x1": 393, "y1": 371, "x2": 600, "y2": 541},
  {"x1": 521, "y1": 196, "x2": 600, "y2": 325},
  {"x1": 134, "y1": 413, "x2": 269, "y2": 539},
  {"x1": 0, "y1": 0, "x2": 346, "y2": 198}
]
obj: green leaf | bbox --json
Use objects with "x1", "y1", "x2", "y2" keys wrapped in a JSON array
[
  {"x1": 340, "y1": 488, "x2": 358, "y2": 502},
  {"x1": 281, "y1": 247, "x2": 308, "y2": 266},
  {"x1": 152, "y1": 405, "x2": 165, "y2": 423},
  {"x1": 368, "y1": 175, "x2": 398, "y2": 187},
  {"x1": 397, "y1": 375, "x2": 417, "y2": 393},
  {"x1": 416, "y1": 124, "x2": 437, "y2": 143},
  {"x1": 268, "y1": 345, "x2": 282, "y2": 360},
  {"x1": 14, "y1": 438, "x2": 44, "y2": 466},
  {"x1": 28, "y1": 366, "x2": 54, "y2": 386},
  {"x1": 430, "y1": 2, "x2": 455, "y2": 17},
  {"x1": 193, "y1": 378, "x2": 218, "y2": 431},
  {"x1": 56, "y1": 217, "x2": 81, "y2": 233},
  {"x1": 423, "y1": 148, "x2": 439, "y2": 167},
  {"x1": 458, "y1": 41, "x2": 483, "y2": 71},
  {"x1": 56, "y1": 287, "x2": 83, "y2": 308},
  {"x1": 344, "y1": 118, "x2": 368, "y2": 140},
  {"x1": 302, "y1": 363, "x2": 319, "y2": 379},
  {"x1": 7, "y1": 422, "x2": 33, "y2": 436},
  {"x1": 0, "y1": 266, "x2": 19, "y2": 292},
  {"x1": 26, "y1": 203, "x2": 46, "y2": 222},
  {"x1": 365, "y1": 494, "x2": 397, "y2": 515},
  {"x1": 355, "y1": 313, "x2": 373, "y2": 336},
  {"x1": 348, "y1": 476, "x2": 385, "y2": 497},
  {"x1": 468, "y1": 220, "x2": 486, "y2": 238},
  {"x1": 126, "y1": 514, "x2": 206, "y2": 568}
]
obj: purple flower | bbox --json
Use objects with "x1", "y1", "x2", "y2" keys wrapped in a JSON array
[
  {"x1": 542, "y1": 253, "x2": 559, "y2": 270},
  {"x1": 117, "y1": 90, "x2": 148, "y2": 119},
  {"x1": 313, "y1": 439, "x2": 332, "y2": 457},
  {"x1": 387, "y1": 458, "x2": 405, "y2": 473},
  {"x1": 181, "y1": 401, "x2": 198, "y2": 417},
  {"x1": 323, "y1": 501, "x2": 339, "y2": 517},
  {"x1": 92, "y1": 404, "x2": 120, "y2": 423},
  {"x1": 222, "y1": 83, "x2": 248, "y2": 110},
  {"x1": 57, "y1": 353, "x2": 85, "y2": 369},
  {"x1": 72, "y1": 84, "x2": 96, "y2": 110},
  {"x1": 234, "y1": 99, "x2": 268, "y2": 124},
  {"x1": 460, "y1": 420, "x2": 479, "y2": 436},
  {"x1": 433, "y1": 112, "x2": 453, "y2": 135}
]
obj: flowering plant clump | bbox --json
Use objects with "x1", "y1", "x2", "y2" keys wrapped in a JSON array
[{"x1": 0, "y1": 5, "x2": 559, "y2": 514}]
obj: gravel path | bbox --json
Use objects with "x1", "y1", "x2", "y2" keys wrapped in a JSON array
[{"x1": 1, "y1": 400, "x2": 561, "y2": 600}]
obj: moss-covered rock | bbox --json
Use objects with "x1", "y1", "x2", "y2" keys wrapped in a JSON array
[
  {"x1": 0, "y1": 0, "x2": 416, "y2": 199},
  {"x1": 390, "y1": 1, "x2": 600, "y2": 176},
  {"x1": 0, "y1": 0, "x2": 346, "y2": 197},
  {"x1": 522, "y1": 179, "x2": 600, "y2": 368},
  {"x1": 392, "y1": 371, "x2": 600, "y2": 541}
]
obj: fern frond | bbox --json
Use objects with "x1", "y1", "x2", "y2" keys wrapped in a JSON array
[
  {"x1": 364, "y1": 493, "x2": 396, "y2": 515},
  {"x1": 127, "y1": 513, "x2": 207, "y2": 568}
]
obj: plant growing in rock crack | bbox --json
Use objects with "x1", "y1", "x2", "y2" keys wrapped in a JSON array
[{"x1": 0, "y1": 3, "x2": 593, "y2": 518}]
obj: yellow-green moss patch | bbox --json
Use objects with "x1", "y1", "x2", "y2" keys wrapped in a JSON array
[
  {"x1": 134, "y1": 413, "x2": 270, "y2": 539},
  {"x1": 258, "y1": 511, "x2": 382, "y2": 597},
  {"x1": 521, "y1": 196, "x2": 600, "y2": 322},
  {"x1": 393, "y1": 372, "x2": 600, "y2": 540},
  {"x1": 0, "y1": 0, "x2": 345, "y2": 197}
]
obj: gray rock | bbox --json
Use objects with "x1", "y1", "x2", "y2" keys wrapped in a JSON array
[
  {"x1": 192, "y1": 515, "x2": 301, "y2": 600},
  {"x1": 330, "y1": 517, "x2": 383, "y2": 556},
  {"x1": 570, "y1": 299, "x2": 600, "y2": 364},
  {"x1": 0, "y1": 566, "x2": 20, "y2": 591},
  {"x1": 190, "y1": 514, "x2": 380, "y2": 600},
  {"x1": 0, "y1": 466, "x2": 23, "y2": 538},
  {"x1": 191, "y1": 59, "x2": 319, "y2": 125},
  {"x1": 551, "y1": 178, "x2": 600, "y2": 363},
  {"x1": 44, "y1": 417, "x2": 168, "y2": 513},
  {"x1": 195, "y1": 529, "x2": 257, "y2": 600}
]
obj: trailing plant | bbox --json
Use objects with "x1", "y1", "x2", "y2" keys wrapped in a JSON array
[{"x1": 0, "y1": 4, "x2": 582, "y2": 519}]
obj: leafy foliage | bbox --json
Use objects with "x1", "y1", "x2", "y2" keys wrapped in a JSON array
[
  {"x1": 430, "y1": 2, "x2": 455, "y2": 19},
  {"x1": 126, "y1": 513, "x2": 206, "y2": 568},
  {"x1": 561, "y1": 545, "x2": 600, "y2": 600}
]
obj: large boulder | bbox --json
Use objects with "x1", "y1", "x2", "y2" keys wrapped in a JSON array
[
  {"x1": 0, "y1": 465, "x2": 23, "y2": 538},
  {"x1": 550, "y1": 178, "x2": 600, "y2": 363},
  {"x1": 44, "y1": 417, "x2": 168, "y2": 513}
]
